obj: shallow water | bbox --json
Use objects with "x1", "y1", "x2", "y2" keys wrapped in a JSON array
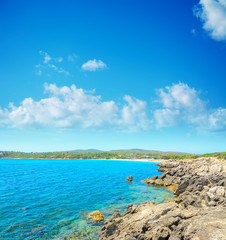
[{"x1": 0, "y1": 159, "x2": 173, "y2": 239}]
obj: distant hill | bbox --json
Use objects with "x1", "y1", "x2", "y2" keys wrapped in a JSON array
[
  {"x1": 68, "y1": 149, "x2": 187, "y2": 154},
  {"x1": 0, "y1": 150, "x2": 201, "y2": 160},
  {"x1": 110, "y1": 148, "x2": 160, "y2": 152},
  {"x1": 69, "y1": 149, "x2": 103, "y2": 152},
  {"x1": 69, "y1": 148, "x2": 160, "y2": 153}
]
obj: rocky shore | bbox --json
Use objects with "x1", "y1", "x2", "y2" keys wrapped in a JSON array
[{"x1": 99, "y1": 158, "x2": 226, "y2": 240}]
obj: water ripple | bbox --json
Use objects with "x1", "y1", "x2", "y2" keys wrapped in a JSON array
[{"x1": 0, "y1": 159, "x2": 173, "y2": 239}]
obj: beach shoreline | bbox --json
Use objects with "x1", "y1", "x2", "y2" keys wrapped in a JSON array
[{"x1": 0, "y1": 157, "x2": 164, "y2": 163}]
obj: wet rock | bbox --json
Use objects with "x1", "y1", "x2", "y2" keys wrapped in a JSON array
[
  {"x1": 88, "y1": 210, "x2": 104, "y2": 222},
  {"x1": 126, "y1": 175, "x2": 133, "y2": 182},
  {"x1": 155, "y1": 163, "x2": 162, "y2": 167},
  {"x1": 126, "y1": 204, "x2": 133, "y2": 209}
]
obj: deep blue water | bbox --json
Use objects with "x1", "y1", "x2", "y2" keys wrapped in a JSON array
[{"x1": 0, "y1": 159, "x2": 173, "y2": 240}]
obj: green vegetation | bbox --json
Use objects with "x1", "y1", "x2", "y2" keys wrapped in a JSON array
[
  {"x1": 202, "y1": 152, "x2": 226, "y2": 160},
  {"x1": 0, "y1": 150, "x2": 200, "y2": 160},
  {"x1": 0, "y1": 150, "x2": 225, "y2": 160}
]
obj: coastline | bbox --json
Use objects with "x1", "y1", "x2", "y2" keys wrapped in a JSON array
[
  {"x1": 99, "y1": 157, "x2": 226, "y2": 240},
  {"x1": 0, "y1": 157, "x2": 164, "y2": 163}
]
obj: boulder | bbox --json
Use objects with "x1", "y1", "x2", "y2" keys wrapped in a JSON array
[
  {"x1": 88, "y1": 210, "x2": 104, "y2": 222},
  {"x1": 126, "y1": 175, "x2": 133, "y2": 182}
]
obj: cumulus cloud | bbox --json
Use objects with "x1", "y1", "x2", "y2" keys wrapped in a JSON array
[
  {"x1": 121, "y1": 95, "x2": 150, "y2": 130},
  {"x1": 154, "y1": 82, "x2": 226, "y2": 132},
  {"x1": 0, "y1": 84, "x2": 149, "y2": 131},
  {"x1": 81, "y1": 59, "x2": 107, "y2": 71},
  {"x1": 0, "y1": 82, "x2": 225, "y2": 133},
  {"x1": 194, "y1": 0, "x2": 226, "y2": 41},
  {"x1": 154, "y1": 109, "x2": 180, "y2": 128},
  {"x1": 36, "y1": 51, "x2": 69, "y2": 76}
]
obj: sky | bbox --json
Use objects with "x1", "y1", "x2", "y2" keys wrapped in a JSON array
[{"x1": 0, "y1": 0, "x2": 226, "y2": 153}]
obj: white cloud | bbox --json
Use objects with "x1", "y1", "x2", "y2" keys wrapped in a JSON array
[
  {"x1": 40, "y1": 51, "x2": 51, "y2": 63},
  {"x1": 194, "y1": 0, "x2": 226, "y2": 41},
  {"x1": 158, "y1": 82, "x2": 205, "y2": 111},
  {"x1": 154, "y1": 109, "x2": 180, "y2": 128},
  {"x1": 0, "y1": 82, "x2": 225, "y2": 133},
  {"x1": 81, "y1": 59, "x2": 107, "y2": 72},
  {"x1": 36, "y1": 51, "x2": 69, "y2": 76},
  {"x1": 121, "y1": 95, "x2": 151, "y2": 130},
  {"x1": 207, "y1": 108, "x2": 226, "y2": 131},
  {"x1": 154, "y1": 82, "x2": 226, "y2": 132},
  {"x1": 0, "y1": 84, "x2": 148, "y2": 130}
]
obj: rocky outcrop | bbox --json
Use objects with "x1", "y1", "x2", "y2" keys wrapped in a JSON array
[
  {"x1": 143, "y1": 175, "x2": 158, "y2": 184},
  {"x1": 126, "y1": 175, "x2": 133, "y2": 182},
  {"x1": 99, "y1": 158, "x2": 226, "y2": 240}
]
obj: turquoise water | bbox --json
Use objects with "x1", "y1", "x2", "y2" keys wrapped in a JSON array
[{"x1": 0, "y1": 159, "x2": 173, "y2": 240}]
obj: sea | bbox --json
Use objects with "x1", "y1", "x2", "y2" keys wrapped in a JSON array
[{"x1": 0, "y1": 159, "x2": 174, "y2": 240}]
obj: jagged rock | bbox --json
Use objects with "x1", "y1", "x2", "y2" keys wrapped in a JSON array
[
  {"x1": 162, "y1": 175, "x2": 174, "y2": 186},
  {"x1": 172, "y1": 207, "x2": 226, "y2": 240},
  {"x1": 99, "y1": 158, "x2": 226, "y2": 240},
  {"x1": 154, "y1": 178, "x2": 165, "y2": 186},
  {"x1": 159, "y1": 172, "x2": 168, "y2": 179},
  {"x1": 99, "y1": 202, "x2": 178, "y2": 240},
  {"x1": 143, "y1": 175, "x2": 158, "y2": 184},
  {"x1": 88, "y1": 210, "x2": 104, "y2": 222},
  {"x1": 126, "y1": 175, "x2": 133, "y2": 182},
  {"x1": 175, "y1": 180, "x2": 189, "y2": 195}
]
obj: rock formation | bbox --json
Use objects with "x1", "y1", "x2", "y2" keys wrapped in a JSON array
[
  {"x1": 126, "y1": 175, "x2": 133, "y2": 182},
  {"x1": 99, "y1": 158, "x2": 226, "y2": 240}
]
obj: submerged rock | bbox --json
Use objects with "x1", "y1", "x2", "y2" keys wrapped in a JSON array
[
  {"x1": 88, "y1": 210, "x2": 104, "y2": 222},
  {"x1": 126, "y1": 175, "x2": 133, "y2": 182}
]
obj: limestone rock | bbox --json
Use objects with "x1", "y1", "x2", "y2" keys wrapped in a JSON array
[
  {"x1": 143, "y1": 175, "x2": 158, "y2": 184},
  {"x1": 99, "y1": 157, "x2": 226, "y2": 239},
  {"x1": 216, "y1": 186, "x2": 225, "y2": 197}
]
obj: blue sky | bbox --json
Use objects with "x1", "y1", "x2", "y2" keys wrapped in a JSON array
[{"x1": 0, "y1": 0, "x2": 226, "y2": 153}]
